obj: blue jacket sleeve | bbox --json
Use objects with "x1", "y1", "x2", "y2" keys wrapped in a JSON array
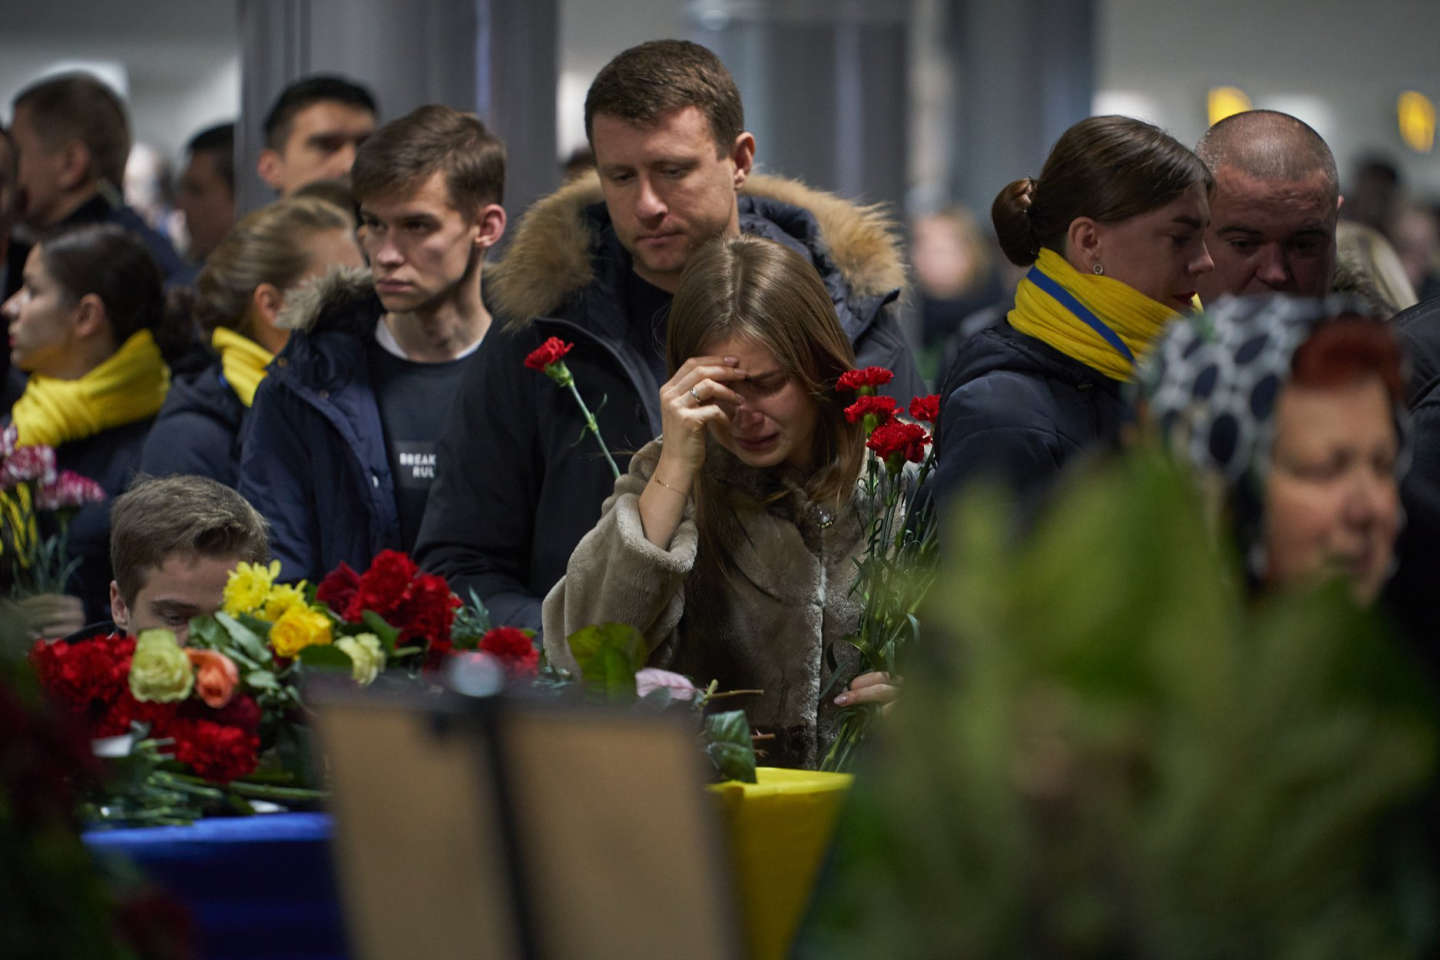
[
  {"x1": 934, "y1": 375, "x2": 1065, "y2": 522},
  {"x1": 237, "y1": 379, "x2": 320, "y2": 583}
]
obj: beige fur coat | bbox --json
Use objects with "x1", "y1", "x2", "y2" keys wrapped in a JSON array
[{"x1": 542, "y1": 439, "x2": 871, "y2": 769}]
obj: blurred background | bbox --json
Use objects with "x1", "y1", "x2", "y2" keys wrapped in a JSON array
[{"x1": 2, "y1": 0, "x2": 1436, "y2": 360}]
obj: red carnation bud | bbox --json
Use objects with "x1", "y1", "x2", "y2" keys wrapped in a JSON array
[
  {"x1": 908, "y1": 394, "x2": 941, "y2": 423},
  {"x1": 524, "y1": 337, "x2": 574, "y2": 372},
  {"x1": 837, "y1": 366, "x2": 895, "y2": 392}
]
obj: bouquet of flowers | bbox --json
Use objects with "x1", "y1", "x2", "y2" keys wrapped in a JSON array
[
  {"x1": 0, "y1": 424, "x2": 107, "y2": 597},
  {"x1": 822, "y1": 367, "x2": 941, "y2": 771}
]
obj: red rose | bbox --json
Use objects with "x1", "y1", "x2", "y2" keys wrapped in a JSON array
[
  {"x1": 909, "y1": 394, "x2": 941, "y2": 423},
  {"x1": 837, "y1": 367, "x2": 895, "y2": 392},
  {"x1": 866, "y1": 420, "x2": 931, "y2": 465},
  {"x1": 316, "y1": 562, "x2": 361, "y2": 615},
  {"x1": 843, "y1": 395, "x2": 897, "y2": 425},
  {"x1": 170, "y1": 717, "x2": 260, "y2": 783},
  {"x1": 524, "y1": 336, "x2": 574, "y2": 371},
  {"x1": 477, "y1": 626, "x2": 540, "y2": 677}
]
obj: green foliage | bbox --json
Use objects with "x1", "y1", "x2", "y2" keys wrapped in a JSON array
[
  {"x1": 449, "y1": 590, "x2": 493, "y2": 649},
  {"x1": 704, "y1": 710, "x2": 759, "y2": 784},
  {"x1": 567, "y1": 622, "x2": 645, "y2": 700},
  {"x1": 802, "y1": 449, "x2": 1439, "y2": 959},
  {"x1": 297, "y1": 644, "x2": 352, "y2": 670}
]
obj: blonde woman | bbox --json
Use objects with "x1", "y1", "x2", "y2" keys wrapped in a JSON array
[{"x1": 140, "y1": 196, "x2": 363, "y2": 485}]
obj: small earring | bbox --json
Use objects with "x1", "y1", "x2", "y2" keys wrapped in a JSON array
[{"x1": 1092, "y1": 262, "x2": 1105, "y2": 275}]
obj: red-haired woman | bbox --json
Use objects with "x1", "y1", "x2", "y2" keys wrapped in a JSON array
[{"x1": 1140, "y1": 294, "x2": 1405, "y2": 602}]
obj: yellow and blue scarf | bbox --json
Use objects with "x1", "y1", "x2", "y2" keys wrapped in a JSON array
[
  {"x1": 1008, "y1": 248, "x2": 1181, "y2": 382},
  {"x1": 212, "y1": 327, "x2": 273, "y2": 408}
]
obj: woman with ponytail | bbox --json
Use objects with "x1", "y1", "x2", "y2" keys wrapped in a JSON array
[
  {"x1": 933, "y1": 115, "x2": 1214, "y2": 518},
  {"x1": 140, "y1": 196, "x2": 363, "y2": 485},
  {"x1": 1, "y1": 224, "x2": 175, "y2": 626}
]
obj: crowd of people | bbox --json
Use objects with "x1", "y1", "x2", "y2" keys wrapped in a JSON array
[{"x1": 3, "y1": 37, "x2": 1436, "y2": 769}]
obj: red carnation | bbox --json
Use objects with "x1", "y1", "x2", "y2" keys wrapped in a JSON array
[
  {"x1": 29, "y1": 634, "x2": 134, "y2": 713},
  {"x1": 394, "y1": 572, "x2": 461, "y2": 646},
  {"x1": 95, "y1": 692, "x2": 180, "y2": 739},
  {"x1": 186, "y1": 693, "x2": 262, "y2": 736},
  {"x1": 909, "y1": 394, "x2": 941, "y2": 423},
  {"x1": 316, "y1": 561, "x2": 361, "y2": 614},
  {"x1": 348, "y1": 550, "x2": 419, "y2": 620},
  {"x1": 34, "y1": 469, "x2": 107, "y2": 511},
  {"x1": 524, "y1": 336, "x2": 574, "y2": 372},
  {"x1": 843, "y1": 395, "x2": 897, "y2": 426},
  {"x1": 866, "y1": 420, "x2": 931, "y2": 466},
  {"x1": 170, "y1": 717, "x2": 260, "y2": 784},
  {"x1": 0, "y1": 443, "x2": 57, "y2": 488},
  {"x1": 478, "y1": 626, "x2": 540, "y2": 678},
  {"x1": 837, "y1": 366, "x2": 895, "y2": 392}
]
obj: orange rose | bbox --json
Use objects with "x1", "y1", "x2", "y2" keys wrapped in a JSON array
[{"x1": 186, "y1": 649, "x2": 240, "y2": 709}]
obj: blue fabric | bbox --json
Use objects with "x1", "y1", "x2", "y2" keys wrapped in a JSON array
[
  {"x1": 238, "y1": 291, "x2": 404, "y2": 583},
  {"x1": 141, "y1": 357, "x2": 246, "y2": 488},
  {"x1": 83, "y1": 813, "x2": 350, "y2": 960}
]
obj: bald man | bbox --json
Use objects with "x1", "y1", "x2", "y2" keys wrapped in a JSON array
[{"x1": 1194, "y1": 110, "x2": 1341, "y2": 302}]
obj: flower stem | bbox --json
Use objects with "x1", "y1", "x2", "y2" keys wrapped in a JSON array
[{"x1": 565, "y1": 380, "x2": 621, "y2": 479}]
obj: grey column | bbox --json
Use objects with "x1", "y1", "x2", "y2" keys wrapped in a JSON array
[
  {"x1": 688, "y1": 0, "x2": 911, "y2": 220},
  {"x1": 946, "y1": 0, "x2": 1095, "y2": 216},
  {"x1": 236, "y1": 0, "x2": 556, "y2": 220}
]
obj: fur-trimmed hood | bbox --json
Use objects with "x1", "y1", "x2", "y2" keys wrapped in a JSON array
[
  {"x1": 488, "y1": 172, "x2": 906, "y2": 326},
  {"x1": 275, "y1": 265, "x2": 377, "y2": 335}
]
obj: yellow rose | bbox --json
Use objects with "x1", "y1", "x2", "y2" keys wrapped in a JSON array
[
  {"x1": 129, "y1": 629, "x2": 195, "y2": 703},
  {"x1": 335, "y1": 633, "x2": 386, "y2": 686},
  {"x1": 269, "y1": 605, "x2": 333, "y2": 658},
  {"x1": 262, "y1": 582, "x2": 309, "y2": 623},
  {"x1": 224, "y1": 560, "x2": 281, "y2": 616}
]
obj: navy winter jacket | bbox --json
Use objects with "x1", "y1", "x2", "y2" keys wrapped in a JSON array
[
  {"x1": 140, "y1": 356, "x2": 246, "y2": 487},
  {"x1": 414, "y1": 173, "x2": 923, "y2": 633},
  {"x1": 238, "y1": 269, "x2": 404, "y2": 583},
  {"x1": 934, "y1": 320, "x2": 1127, "y2": 521}
]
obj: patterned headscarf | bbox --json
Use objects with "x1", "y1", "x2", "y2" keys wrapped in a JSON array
[{"x1": 1136, "y1": 294, "x2": 1408, "y2": 579}]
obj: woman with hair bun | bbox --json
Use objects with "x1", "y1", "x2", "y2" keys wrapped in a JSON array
[
  {"x1": 1, "y1": 224, "x2": 175, "y2": 627},
  {"x1": 934, "y1": 115, "x2": 1214, "y2": 517},
  {"x1": 140, "y1": 196, "x2": 363, "y2": 486}
]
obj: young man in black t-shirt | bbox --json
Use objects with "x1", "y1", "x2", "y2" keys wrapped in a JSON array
[{"x1": 238, "y1": 105, "x2": 506, "y2": 582}]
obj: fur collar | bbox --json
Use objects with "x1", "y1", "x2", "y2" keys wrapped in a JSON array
[
  {"x1": 275, "y1": 265, "x2": 375, "y2": 333},
  {"x1": 487, "y1": 172, "x2": 906, "y2": 325}
]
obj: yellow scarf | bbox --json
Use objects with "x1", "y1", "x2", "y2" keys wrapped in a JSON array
[
  {"x1": 212, "y1": 327, "x2": 273, "y2": 408},
  {"x1": 1007, "y1": 248, "x2": 1179, "y2": 382},
  {"x1": 10, "y1": 329, "x2": 170, "y2": 448}
]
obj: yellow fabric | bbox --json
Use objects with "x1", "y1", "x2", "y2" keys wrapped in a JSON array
[
  {"x1": 708, "y1": 767, "x2": 854, "y2": 960},
  {"x1": 212, "y1": 327, "x2": 273, "y2": 408},
  {"x1": 1007, "y1": 247, "x2": 1180, "y2": 382},
  {"x1": 10, "y1": 329, "x2": 170, "y2": 448}
]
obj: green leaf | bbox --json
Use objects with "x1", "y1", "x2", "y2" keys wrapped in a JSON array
[
  {"x1": 244, "y1": 670, "x2": 279, "y2": 691},
  {"x1": 359, "y1": 610, "x2": 400, "y2": 652},
  {"x1": 297, "y1": 644, "x2": 352, "y2": 670},
  {"x1": 215, "y1": 612, "x2": 271, "y2": 664},
  {"x1": 186, "y1": 614, "x2": 227, "y2": 650},
  {"x1": 704, "y1": 710, "x2": 758, "y2": 783},
  {"x1": 565, "y1": 622, "x2": 645, "y2": 700}
]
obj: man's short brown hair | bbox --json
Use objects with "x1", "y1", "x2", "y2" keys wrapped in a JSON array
[
  {"x1": 110, "y1": 475, "x2": 270, "y2": 605},
  {"x1": 584, "y1": 40, "x2": 744, "y2": 155},
  {"x1": 350, "y1": 104, "x2": 505, "y2": 212},
  {"x1": 13, "y1": 72, "x2": 131, "y2": 189}
]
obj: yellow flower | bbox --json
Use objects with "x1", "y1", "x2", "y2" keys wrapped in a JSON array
[
  {"x1": 129, "y1": 629, "x2": 195, "y2": 703},
  {"x1": 262, "y1": 582, "x2": 309, "y2": 623},
  {"x1": 335, "y1": 633, "x2": 386, "y2": 686},
  {"x1": 224, "y1": 560, "x2": 281, "y2": 616},
  {"x1": 269, "y1": 605, "x2": 333, "y2": 658}
]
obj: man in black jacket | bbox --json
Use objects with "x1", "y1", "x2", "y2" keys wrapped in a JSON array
[
  {"x1": 414, "y1": 39, "x2": 922, "y2": 634},
  {"x1": 8, "y1": 72, "x2": 191, "y2": 291}
]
